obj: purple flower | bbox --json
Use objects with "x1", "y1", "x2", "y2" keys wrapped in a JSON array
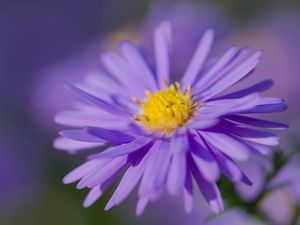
[
  {"x1": 54, "y1": 21, "x2": 287, "y2": 215},
  {"x1": 218, "y1": 151, "x2": 300, "y2": 224}
]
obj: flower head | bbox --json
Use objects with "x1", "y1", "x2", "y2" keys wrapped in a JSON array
[{"x1": 54, "y1": 21, "x2": 287, "y2": 215}]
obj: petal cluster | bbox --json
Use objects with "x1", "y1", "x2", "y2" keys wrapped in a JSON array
[{"x1": 54, "y1": 21, "x2": 287, "y2": 215}]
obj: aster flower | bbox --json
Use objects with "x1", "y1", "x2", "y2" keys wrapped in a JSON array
[{"x1": 54, "y1": 21, "x2": 287, "y2": 215}]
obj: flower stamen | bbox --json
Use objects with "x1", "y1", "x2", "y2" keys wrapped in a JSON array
[{"x1": 133, "y1": 82, "x2": 199, "y2": 133}]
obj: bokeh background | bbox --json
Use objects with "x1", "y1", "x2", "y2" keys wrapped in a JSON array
[{"x1": 1, "y1": 0, "x2": 300, "y2": 224}]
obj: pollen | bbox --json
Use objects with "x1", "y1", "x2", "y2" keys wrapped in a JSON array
[{"x1": 133, "y1": 82, "x2": 200, "y2": 133}]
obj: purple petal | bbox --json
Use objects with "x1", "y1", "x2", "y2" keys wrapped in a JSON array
[
  {"x1": 139, "y1": 141, "x2": 171, "y2": 196},
  {"x1": 55, "y1": 110, "x2": 129, "y2": 128},
  {"x1": 225, "y1": 115, "x2": 288, "y2": 130},
  {"x1": 65, "y1": 84, "x2": 129, "y2": 116},
  {"x1": 181, "y1": 29, "x2": 214, "y2": 89},
  {"x1": 200, "y1": 131, "x2": 250, "y2": 161},
  {"x1": 170, "y1": 130, "x2": 189, "y2": 153},
  {"x1": 187, "y1": 117, "x2": 219, "y2": 130},
  {"x1": 243, "y1": 137, "x2": 280, "y2": 146},
  {"x1": 63, "y1": 159, "x2": 107, "y2": 184},
  {"x1": 216, "y1": 79, "x2": 274, "y2": 99},
  {"x1": 136, "y1": 188, "x2": 164, "y2": 216},
  {"x1": 59, "y1": 129, "x2": 106, "y2": 143},
  {"x1": 243, "y1": 98, "x2": 287, "y2": 113},
  {"x1": 166, "y1": 127, "x2": 189, "y2": 195},
  {"x1": 101, "y1": 52, "x2": 146, "y2": 97},
  {"x1": 183, "y1": 170, "x2": 193, "y2": 214},
  {"x1": 84, "y1": 72, "x2": 124, "y2": 96},
  {"x1": 74, "y1": 158, "x2": 113, "y2": 189},
  {"x1": 119, "y1": 40, "x2": 157, "y2": 91},
  {"x1": 220, "y1": 119, "x2": 280, "y2": 139},
  {"x1": 189, "y1": 131, "x2": 220, "y2": 182},
  {"x1": 83, "y1": 174, "x2": 114, "y2": 208},
  {"x1": 136, "y1": 196, "x2": 149, "y2": 216},
  {"x1": 190, "y1": 156, "x2": 224, "y2": 213},
  {"x1": 219, "y1": 120, "x2": 280, "y2": 146},
  {"x1": 83, "y1": 185, "x2": 103, "y2": 208},
  {"x1": 247, "y1": 142, "x2": 272, "y2": 155},
  {"x1": 85, "y1": 127, "x2": 135, "y2": 144},
  {"x1": 212, "y1": 150, "x2": 251, "y2": 185},
  {"x1": 93, "y1": 137, "x2": 152, "y2": 158},
  {"x1": 105, "y1": 151, "x2": 151, "y2": 210},
  {"x1": 154, "y1": 22, "x2": 172, "y2": 88},
  {"x1": 167, "y1": 152, "x2": 186, "y2": 195},
  {"x1": 78, "y1": 156, "x2": 127, "y2": 189},
  {"x1": 236, "y1": 157, "x2": 268, "y2": 201},
  {"x1": 53, "y1": 137, "x2": 103, "y2": 153},
  {"x1": 204, "y1": 93, "x2": 262, "y2": 115},
  {"x1": 194, "y1": 47, "x2": 251, "y2": 94},
  {"x1": 199, "y1": 50, "x2": 263, "y2": 100},
  {"x1": 193, "y1": 46, "x2": 239, "y2": 91}
]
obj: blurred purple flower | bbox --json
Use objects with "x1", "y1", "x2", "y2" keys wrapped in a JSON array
[
  {"x1": 207, "y1": 208, "x2": 267, "y2": 225},
  {"x1": 54, "y1": 20, "x2": 287, "y2": 215},
  {"x1": 258, "y1": 154, "x2": 300, "y2": 224},
  {"x1": 235, "y1": 155, "x2": 272, "y2": 201},
  {"x1": 221, "y1": 151, "x2": 300, "y2": 225}
]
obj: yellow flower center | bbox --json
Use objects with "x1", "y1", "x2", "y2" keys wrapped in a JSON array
[{"x1": 133, "y1": 82, "x2": 200, "y2": 133}]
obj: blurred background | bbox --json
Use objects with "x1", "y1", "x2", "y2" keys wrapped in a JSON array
[{"x1": 1, "y1": 0, "x2": 300, "y2": 224}]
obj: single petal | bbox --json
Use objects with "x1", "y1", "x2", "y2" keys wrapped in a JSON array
[
  {"x1": 181, "y1": 29, "x2": 214, "y2": 89},
  {"x1": 83, "y1": 185, "x2": 103, "y2": 208},
  {"x1": 139, "y1": 141, "x2": 171, "y2": 196},
  {"x1": 225, "y1": 115, "x2": 288, "y2": 130},
  {"x1": 189, "y1": 131, "x2": 220, "y2": 182},
  {"x1": 154, "y1": 21, "x2": 172, "y2": 88},
  {"x1": 59, "y1": 129, "x2": 106, "y2": 143},
  {"x1": 167, "y1": 152, "x2": 187, "y2": 195},
  {"x1": 190, "y1": 156, "x2": 224, "y2": 213},
  {"x1": 183, "y1": 170, "x2": 193, "y2": 214},
  {"x1": 170, "y1": 130, "x2": 189, "y2": 153},
  {"x1": 53, "y1": 137, "x2": 103, "y2": 153},
  {"x1": 92, "y1": 137, "x2": 153, "y2": 158},
  {"x1": 187, "y1": 117, "x2": 219, "y2": 130},
  {"x1": 136, "y1": 196, "x2": 149, "y2": 216},
  {"x1": 55, "y1": 110, "x2": 129, "y2": 128},
  {"x1": 243, "y1": 98, "x2": 287, "y2": 113},
  {"x1": 83, "y1": 174, "x2": 115, "y2": 208},
  {"x1": 85, "y1": 127, "x2": 135, "y2": 144},
  {"x1": 216, "y1": 79, "x2": 274, "y2": 99},
  {"x1": 200, "y1": 131, "x2": 250, "y2": 161}
]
